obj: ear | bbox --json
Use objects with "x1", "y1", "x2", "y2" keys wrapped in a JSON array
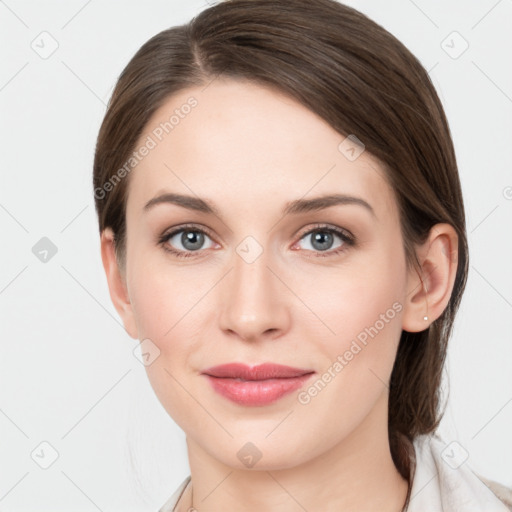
[
  {"x1": 100, "y1": 228, "x2": 138, "y2": 339},
  {"x1": 402, "y1": 223, "x2": 459, "y2": 333}
]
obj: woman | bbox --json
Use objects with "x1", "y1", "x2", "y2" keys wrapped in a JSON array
[{"x1": 93, "y1": 0, "x2": 512, "y2": 510}]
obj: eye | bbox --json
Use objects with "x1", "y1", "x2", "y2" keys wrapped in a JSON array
[
  {"x1": 158, "y1": 224, "x2": 217, "y2": 258},
  {"x1": 293, "y1": 224, "x2": 355, "y2": 257},
  {"x1": 158, "y1": 223, "x2": 355, "y2": 259}
]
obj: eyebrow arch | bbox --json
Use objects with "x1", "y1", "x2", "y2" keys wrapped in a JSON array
[
  {"x1": 284, "y1": 194, "x2": 376, "y2": 218},
  {"x1": 143, "y1": 193, "x2": 221, "y2": 215},
  {"x1": 143, "y1": 192, "x2": 376, "y2": 218}
]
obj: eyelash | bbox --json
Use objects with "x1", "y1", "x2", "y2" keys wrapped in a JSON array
[{"x1": 158, "y1": 223, "x2": 356, "y2": 259}]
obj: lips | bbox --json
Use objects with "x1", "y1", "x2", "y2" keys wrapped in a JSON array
[
  {"x1": 203, "y1": 362, "x2": 313, "y2": 380},
  {"x1": 202, "y1": 363, "x2": 315, "y2": 406}
]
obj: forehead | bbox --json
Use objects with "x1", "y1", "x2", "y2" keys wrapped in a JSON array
[{"x1": 126, "y1": 78, "x2": 397, "y2": 220}]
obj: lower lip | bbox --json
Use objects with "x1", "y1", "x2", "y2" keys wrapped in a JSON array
[{"x1": 204, "y1": 374, "x2": 314, "y2": 406}]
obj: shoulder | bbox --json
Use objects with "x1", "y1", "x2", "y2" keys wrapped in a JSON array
[
  {"x1": 408, "y1": 433, "x2": 512, "y2": 512},
  {"x1": 158, "y1": 475, "x2": 191, "y2": 512}
]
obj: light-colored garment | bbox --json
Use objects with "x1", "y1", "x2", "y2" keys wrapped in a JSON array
[
  {"x1": 406, "y1": 434, "x2": 512, "y2": 511},
  {"x1": 158, "y1": 433, "x2": 512, "y2": 511}
]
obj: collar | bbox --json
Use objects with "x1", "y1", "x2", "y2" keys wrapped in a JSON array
[{"x1": 407, "y1": 433, "x2": 510, "y2": 512}]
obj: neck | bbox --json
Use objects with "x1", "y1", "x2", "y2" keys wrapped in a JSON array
[{"x1": 178, "y1": 392, "x2": 409, "y2": 512}]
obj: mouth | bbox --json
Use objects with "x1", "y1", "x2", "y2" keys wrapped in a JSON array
[{"x1": 201, "y1": 363, "x2": 315, "y2": 406}]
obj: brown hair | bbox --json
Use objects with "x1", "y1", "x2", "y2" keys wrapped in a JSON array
[{"x1": 93, "y1": 0, "x2": 469, "y2": 504}]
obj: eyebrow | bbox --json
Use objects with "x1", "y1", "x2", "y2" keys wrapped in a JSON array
[{"x1": 143, "y1": 192, "x2": 376, "y2": 218}]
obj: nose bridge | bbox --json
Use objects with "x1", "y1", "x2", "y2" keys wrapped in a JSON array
[{"x1": 218, "y1": 236, "x2": 289, "y2": 340}]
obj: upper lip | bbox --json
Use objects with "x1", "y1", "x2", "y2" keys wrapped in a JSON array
[{"x1": 202, "y1": 363, "x2": 314, "y2": 380}]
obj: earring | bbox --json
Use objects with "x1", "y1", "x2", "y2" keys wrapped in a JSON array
[{"x1": 423, "y1": 315, "x2": 429, "y2": 321}]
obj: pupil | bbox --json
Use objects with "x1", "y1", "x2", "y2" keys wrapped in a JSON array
[
  {"x1": 312, "y1": 231, "x2": 332, "y2": 251},
  {"x1": 182, "y1": 231, "x2": 204, "y2": 250}
]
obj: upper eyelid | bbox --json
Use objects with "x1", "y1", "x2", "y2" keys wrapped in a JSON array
[
  {"x1": 297, "y1": 223, "x2": 353, "y2": 239},
  {"x1": 163, "y1": 223, "x2": 214, "y2": 238}
]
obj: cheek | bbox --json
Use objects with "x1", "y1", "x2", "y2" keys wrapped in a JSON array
[
  {"x1": 127, "y1": 262, "x2": 209, "y2": 429},
  {"x1": 330, "y1": 280, "x2": 402, "y2": 349},
  {"x1": 297, "y1": 247, "x2": 406, "y2": 375},
  {"x1": 128, "y1": 273, "x2": 170, "y2": 342},
  {"x1": 308, "y1": 255, "x2": 403, "y2": 326},
  {"x1": 127, "y1": 253, "x2": 207, "y2": 343},
  {"x1": 290, "y1": 266, "x2": 405, "y2": 439}
]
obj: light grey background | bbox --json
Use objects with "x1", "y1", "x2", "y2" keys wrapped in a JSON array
[{"x1": 1, "y1": 0, "x2": 511, "y2": 510}]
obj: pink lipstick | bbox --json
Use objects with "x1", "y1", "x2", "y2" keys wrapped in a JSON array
[{"x1": 202, "y1": 363, "x2": 315, "y2": 406}]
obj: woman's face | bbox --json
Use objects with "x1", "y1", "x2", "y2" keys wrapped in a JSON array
[{"x1": 120, "y1": 78, "x2": 413, "y2": 469}]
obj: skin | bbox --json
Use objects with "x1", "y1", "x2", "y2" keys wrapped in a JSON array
[{"x1": 101, "y1": 78, "x2": 458, "y2": 511}]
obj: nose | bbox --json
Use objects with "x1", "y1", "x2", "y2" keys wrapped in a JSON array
[{"x1": 218, "y1": 244, "x2": 291, "y2": 343}]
